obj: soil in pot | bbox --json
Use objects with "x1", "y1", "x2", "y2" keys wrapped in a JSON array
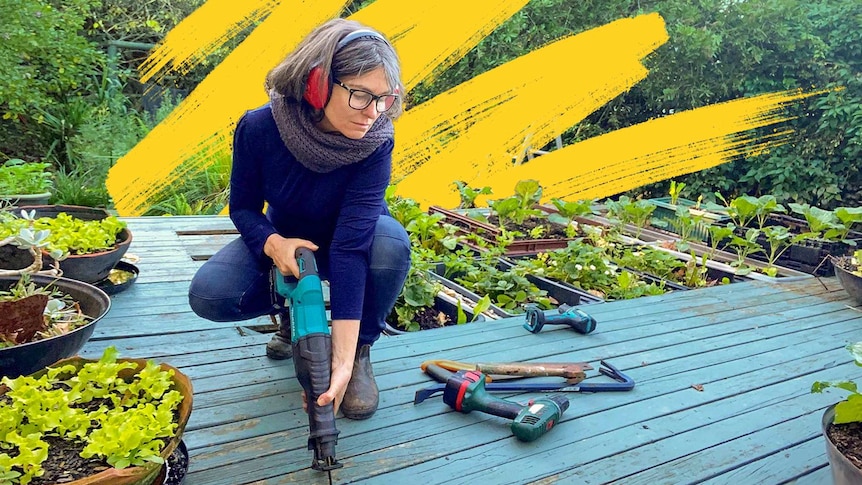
[{"x1": 827, "y1": 421, "x2": 862, "y2": 471}]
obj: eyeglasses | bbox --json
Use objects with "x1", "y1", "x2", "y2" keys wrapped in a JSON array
[{"x1": 333, "y1": 79, "x2": 399, "y2": 112}]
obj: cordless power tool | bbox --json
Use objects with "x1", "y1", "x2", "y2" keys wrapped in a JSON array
[
  {"x1": 440, "y1": 367, "x2": 569, "y2": 442},
  {"x1": 524, "y1": 303, "x2": 597, "y2": 334},
  {"x1": 272, "y1": 248, "x2": 342, "y2": 472}
]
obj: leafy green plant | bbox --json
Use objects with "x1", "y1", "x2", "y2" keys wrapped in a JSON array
[
  {"x1": 717, "y1": 194, "x2": 785, "y2": 230},
  {"x1": 0, "y1": 212, "x2": 127, "y2": 255},
  {"x1": 452, "y1": 181, "x2": 492, "y2": 209},
  {"x1": 727, "y1": 228, "x2": 765, "y2": 275},
  {"x1": 788, "y1": 203, "x2": 845, "y2": 241},
  {"x1": 604, "y1": 196, "x2": 657, "y2": 239},
  {"x1": 812, "y1": 342, "x2": 862, "y2": 425},
  {"x1": 760, "y1": 226, "x2": 817, "y2": 277},
  {"x1": 0, "y1": 346, "x2": 184, "y2": 484},
  {"x1": 612, "y1": 245, "x2": 687, "y2": 282},
  {"x1": 833, "y1": 207, "x2": 862, "y2": 244},
  {"x1": 444, "y1": 256, "x2": 552, "y2": 313},
  {"x1": 488, "y1": 180, "x2": 544, "y2": 227},
  {"x1": 0, "y1": 160, "x2": 53, "y2": 195},
  {"x1": 668, "y1": 180, "x2": 685, "y2": 205},
  {"x1": 606, "y1": 271, "x2": 666, "y2": 300},
  {"x1": 547, "y1": 198, "x2": 596, "y2": 238}
]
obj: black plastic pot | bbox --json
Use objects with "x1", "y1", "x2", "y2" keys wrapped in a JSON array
[
  {"x1": 0, "y1": 275, "x2": 111, "y2": 378},
  {"x1": 15, "y1": 205, "x2": 133, "y2": 284},
  {"x1": 823, "y1": 404, "x2": 862, "y2": 484},
  {"x1": 831, "y1": 256, "x2": 862, "y2": 306}
]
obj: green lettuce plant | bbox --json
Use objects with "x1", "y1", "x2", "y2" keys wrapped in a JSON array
[
  {"x1": 0, "y1": 347, "x2": 184, "y2": 484},
  {"x1": 0, "y1": 211, "x2": 126, "y2": 255}
]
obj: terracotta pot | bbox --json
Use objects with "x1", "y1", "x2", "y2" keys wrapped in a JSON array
[
  {"x1": 0, "y1": 275, "x2": 111, "y2": 378},
  {"x1": 823, "y1": 404, "x2": 862, "y2": 484},
  {"x1": 831, "y1": 256, "x2": 862, "y2": 306},
  {"x1": 12, "y1": 356, "x2": 194, "y2": 485}
]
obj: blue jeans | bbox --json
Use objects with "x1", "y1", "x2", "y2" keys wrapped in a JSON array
[{"x1": 188, "y1": 215, "x2": 411, "y2": 347}]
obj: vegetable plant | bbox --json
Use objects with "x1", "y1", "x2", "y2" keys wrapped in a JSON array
[
  {"x1": 0, "y1": 211, "x2": 126, "y2": 255},
  {"x1": 0, "y1": 347, "x2": 185, "y2": 484},
  {"x1": 0, "y1": 160, "x2": 53, "y2": 196},
  {"x1": 452, "y1": 181, "x2": 492, "y2": 209},
  {"x1": 668, "y1": 180, "x2": 685, "y2": 205},
  {"x1": 812, "y1": 342, "x2": 862, "y2": 425},
  {"x1": 760, "y1": 226, "x2": 817, "y2": 277},
  {"x1": 547, "y1": 198, "x2": 596, "y2": 238},
  {"x1": 833, "y1": 207, "x2": 862, "y2": 244},
  {"x1": 726, "y1": 228, "x2": 765, "y2": 275},
  {"x1": 788, "y1": 203, "x2": 846, "y2": 241},
  {"x1": 604, "y1": 196, "x2": 656, "y2": 239},
  {"x1": 717, "y1": 194, "x2": 785, "y2": 230},
  {"x1": 488, "y1": 180, "x2": 544, "y2": 227}
]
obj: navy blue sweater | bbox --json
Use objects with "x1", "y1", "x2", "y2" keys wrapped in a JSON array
[{"x1": 229, "y1": 105, "x2": 393, "y2": 321}]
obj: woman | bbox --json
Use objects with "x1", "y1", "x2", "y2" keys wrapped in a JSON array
[{"x1": 188, "y1": 18, "x2": 411, "y2": 421}]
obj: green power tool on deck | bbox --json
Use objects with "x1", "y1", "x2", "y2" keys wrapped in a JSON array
[
  {"x1": 437, "y1": 366, "x2": 569, "y2": 442},
  {"x1": 272, "y1": 248, "x2": 342, "y2": 473}
]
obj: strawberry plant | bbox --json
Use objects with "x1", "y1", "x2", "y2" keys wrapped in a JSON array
[{"x1": 0, "y1": 347, "x2": 187, "y2": 484}]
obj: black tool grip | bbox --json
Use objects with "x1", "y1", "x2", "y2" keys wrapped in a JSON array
[
  {"x1": 293, "y1": 334, "x2": 341, "y2": 470},
  {"x1": 295, "y1": 247, "x2": 319, "y2": 279}
]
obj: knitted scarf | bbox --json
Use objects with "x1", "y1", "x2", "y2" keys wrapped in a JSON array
[{"x1": 269, "y1": 89, "x2": 394, "y2": 173}]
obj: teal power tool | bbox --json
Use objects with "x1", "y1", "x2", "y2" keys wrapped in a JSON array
[
  {"x1": 524, "y1": 303, "x2": 597, "y2": 334},
  {"x1": 272, "y1": 248, "x2": 342, "y2": 475},
  {"x1": 427, "y1": 364, "x2": 569, "y2": 442}
]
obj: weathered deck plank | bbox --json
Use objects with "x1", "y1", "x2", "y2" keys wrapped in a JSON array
[{"x1": 71, "y1": 216, "x2": 861, "y2": 484}]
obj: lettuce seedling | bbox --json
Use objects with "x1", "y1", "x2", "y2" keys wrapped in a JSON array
[{"x1": 812, "y1": 342, "x2": 862, "y2": 424}]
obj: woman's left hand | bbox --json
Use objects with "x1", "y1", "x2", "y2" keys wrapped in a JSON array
[{"x1": 301, "y1": 319, "x2": 360, "y2": 415}]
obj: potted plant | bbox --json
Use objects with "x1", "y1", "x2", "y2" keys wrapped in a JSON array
[
  {"x1": 831, "y1": 250, "x2": 862, "y2": 306},
  {"x1": 0, "y1": 207, "x2": 132, "y2": 284},
  {"x1": 0, "y1": 273, "x2": 111, "y2": 378},
  {"x1": 0, "y1": 159, "x2": 53, "y2": 206},
  {"x1": 811, "y1": 342, "x2": 862, "y2": 484},
  {"x1": 0, "y1": 346, "x2": 193, "y2": 484}
]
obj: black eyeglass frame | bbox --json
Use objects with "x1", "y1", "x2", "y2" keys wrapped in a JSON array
[{"x1": 333, "y1": 79, "x2": 399, "y2": 112}]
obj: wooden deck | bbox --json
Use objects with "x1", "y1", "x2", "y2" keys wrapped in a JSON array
[{"x1": 78, "y1": 216, "x2": 862, "y2": 484}]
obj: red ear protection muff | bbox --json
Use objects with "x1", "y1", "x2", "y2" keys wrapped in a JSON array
[{"x1": 303, "y1": 29, "x2": 391, "y2": 110}]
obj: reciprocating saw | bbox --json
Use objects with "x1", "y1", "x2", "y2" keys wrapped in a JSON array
[{"x1": 272, "y1": 248, "x2": 342, "y2": 473}]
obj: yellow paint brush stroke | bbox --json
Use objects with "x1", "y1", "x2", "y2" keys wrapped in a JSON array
[
  {"x1": 485, "y1": 90, "x2": 824, "y2": 202},
  {"x1": 139, "y1": 0, "x2": 280, "y2": 84},
  {"x1": 107, "y1": 0, "x2": 531, "y2": 215},
  {"x1": 393, "y1": 14, "x2": 669, "y2": 208}
]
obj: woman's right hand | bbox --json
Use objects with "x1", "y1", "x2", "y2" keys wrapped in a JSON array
[{"x1": 264, "y1": 234, "x2": 319, "y2": 278}]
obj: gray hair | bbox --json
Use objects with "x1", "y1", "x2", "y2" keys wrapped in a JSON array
[{"x1": 265, "y1": 19, "x2": 404, "y2": 120}]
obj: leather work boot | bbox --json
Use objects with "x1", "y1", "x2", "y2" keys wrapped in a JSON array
[
  {"x1": 341, "y1": 344, "x2": 379, "y2": 420},
  {"x1": 265, "y1": 312, "x2": 293, "y2": 360}
]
